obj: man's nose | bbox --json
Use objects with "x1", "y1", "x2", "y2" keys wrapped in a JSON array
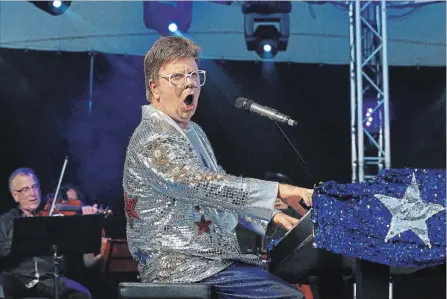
[{"x1": 184, "y1": 76, "x2": 194, "y2": 88}]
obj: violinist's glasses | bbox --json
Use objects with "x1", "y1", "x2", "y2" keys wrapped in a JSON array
[{"x1": 14, "y1": 184, "x2": 39, "y2": 194}]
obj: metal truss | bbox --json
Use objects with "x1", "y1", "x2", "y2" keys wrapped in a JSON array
[{"x1": 349, "y1": 0, "x2": 391, "y2": 182}]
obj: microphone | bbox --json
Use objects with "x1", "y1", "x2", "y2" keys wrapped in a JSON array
[{"x1": 234, "y1": 97, "x2": 298, "y2": 127}]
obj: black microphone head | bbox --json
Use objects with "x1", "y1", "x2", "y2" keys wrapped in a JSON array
[{"x1": 235, "y1": 97, "x2": 253, "y2": 111}]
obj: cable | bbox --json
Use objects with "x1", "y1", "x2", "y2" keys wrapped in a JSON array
[
  {"x1": 307, "y1": 3, "x2": 317, "y2": 19},
  {"x1": 388, "y1": 6, "x2": 422, "y2": 20}
]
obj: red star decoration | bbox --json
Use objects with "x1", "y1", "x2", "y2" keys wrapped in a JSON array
[
  {"x1": 124, "y1": 192, "x2": 141, "y2": 220},
  {"x1": 195, "y1": 215, "x2": 212, "y2": 235}
]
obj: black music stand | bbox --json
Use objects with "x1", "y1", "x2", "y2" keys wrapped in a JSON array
[{"x1": 11, "y1": 215, "x2": 103, "y2": 299}]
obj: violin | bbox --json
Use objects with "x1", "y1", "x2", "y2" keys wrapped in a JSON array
[
  {"x1": 40, "y1": 196, "x2": 113, "y2": 217},
  {"x1": 41, "y1": 197, "x2": 82, "y2": 216},
  {"x1": 39, "y1": 157, "x2": 112, "y2": 218}
]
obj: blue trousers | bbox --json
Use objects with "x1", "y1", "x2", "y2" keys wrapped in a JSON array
[{"x1": 202, "y1": 264, "x2": 304, "y2": 299}]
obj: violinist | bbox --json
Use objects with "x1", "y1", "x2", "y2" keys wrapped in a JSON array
[
  {"x1": 53, "y1": 183, "x2": 105, "y2": 295},
  {"x1": 0, "y1": 168, "x2": 91, "y2": 299},
  {"x1": 43, "y1": 184, "x2": 104, "y2": 269},
  {"x1": 43, "y1": 183, "x2": 86, "y2": 216},
  {"x1": 62, "y1": 183, "x2": 86, "y2": 207},
  {"x1": 64, "y1": 184, "x2": 104, "y2": 268}
]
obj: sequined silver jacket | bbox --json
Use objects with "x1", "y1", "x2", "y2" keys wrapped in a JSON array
[{"x1": 123, "y1": 105, "x2": 278, "y2": 282}]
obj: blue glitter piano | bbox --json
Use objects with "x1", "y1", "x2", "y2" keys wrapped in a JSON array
[{"x1": 269, "y1": 168, "x2": 446, "y2": 299}]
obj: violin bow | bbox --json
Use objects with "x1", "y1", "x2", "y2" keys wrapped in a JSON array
[{"x1": 48, "y1": 156, "x2": 69, "y2": 216}]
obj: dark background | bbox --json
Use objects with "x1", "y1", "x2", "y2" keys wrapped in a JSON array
[{"x1": 0, "y1": 48, "x2": 445, "y2": 237}]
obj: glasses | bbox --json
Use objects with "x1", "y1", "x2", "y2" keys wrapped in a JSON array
[
  {"x1": 14, "y1": 184, "x2": 39, "y2": 194},
  {"x1": 158, "y1": 70, "x2": 206, "y2": 87}
]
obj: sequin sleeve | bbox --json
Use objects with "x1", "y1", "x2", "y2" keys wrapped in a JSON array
[{"x1": 137, "y1": 123, "x2": 278, "y2": 222}]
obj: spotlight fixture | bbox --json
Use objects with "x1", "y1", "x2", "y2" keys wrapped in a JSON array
[
  {"x1": 52, "y1": 1, "x2": 62, "y2": 8},
  {"x1": 29, "y1": 1, "x2": 71, "y2": 16},
  {"x1": 263, "y1": 44, "x2": 272, "y2": 53},
  {"x1": 143, "y1": 1, "x2": 192, "y2": 36},
  {"x1": 168, "y1": 22, "x2": 178, "y2": 33},
  {"x1": 242, "y1": 1, "x2": 291, "y2": 59}
]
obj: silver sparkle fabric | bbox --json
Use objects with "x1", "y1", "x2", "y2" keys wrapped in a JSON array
[
  {"x1": 374, "y1": 173, "x2": 445, "y2": 247},
  {"x1": 123, "y1": 105, "x2": 279, "y2": 283}
]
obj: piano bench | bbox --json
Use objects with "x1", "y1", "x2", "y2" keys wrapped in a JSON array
[{"x1": 118, "y1": 282, "x2": 217, "y2": 299}]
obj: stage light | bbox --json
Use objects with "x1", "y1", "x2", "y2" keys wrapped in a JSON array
[
  {"x1": 143, "y1": 2, "x2": 192, "y2": 35},
  {"x1": 52, "y1": 1, "x2": 62, "y2": 8},
  {"x1": 29, "y1": 1, "x2": 71, "y2": 16},
  {"x1": 364, "y1": 104, "x2": 380, "y2": 133},
  {"x1": 254, "y1": 26, "x2": 282, "y2": 59},
  {"x1": 263, "y1": 44, "x2": 272, "y2": 52},
  {"x1": 243, "y1": 1, "x2": 291, "y2": 59},
  {"x1": 363, "y1": 99, "x2": 395, "y2": 134},
  {"x1": 168, "y1": 23, "x2": 178, "y2": 33}
]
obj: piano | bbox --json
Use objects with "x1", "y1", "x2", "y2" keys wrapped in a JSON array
[
  {"x1": 269, "y1": 210, "x2": 354, "y2": 283},
  {"x1": 268, "y1": 210, "x2": 355, "y2": 299},
  {"x1": 267, "y1": 210, "x2": 423, "y2": 299}
]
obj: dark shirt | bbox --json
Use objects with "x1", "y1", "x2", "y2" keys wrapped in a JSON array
[{"x1": 0, "y1": 207, "x2": 63, "y2": 286}]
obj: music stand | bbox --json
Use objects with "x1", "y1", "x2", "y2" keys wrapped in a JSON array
[{"x1": 11, "y1": 215, "x2": 103, "y2": 299}]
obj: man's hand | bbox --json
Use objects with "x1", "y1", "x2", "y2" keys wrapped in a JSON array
[
  {"x1": 272, "y1": 212, "x2": 299, "y2": 231},
  {"x1": 83, "y1": 253, "x2": 103, "y2": 268},
  {"x1": 278, "y1": 184, "x2": 313, "y2": 215},
  {"x1": 274, "y1": 198, "x2": 289, "y2": 210}
]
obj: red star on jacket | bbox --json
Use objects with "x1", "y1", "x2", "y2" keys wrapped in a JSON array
[
  {"x1": 124, "y1": 192, "x2": 141, "y2": 220},
  {"x1": 195, "y1": 215, "x2": 212, "y2": 235}
]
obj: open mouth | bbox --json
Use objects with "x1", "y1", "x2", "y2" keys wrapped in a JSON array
[{"x1": 184, "y1": 94, "x2": 193, "y2": 106}]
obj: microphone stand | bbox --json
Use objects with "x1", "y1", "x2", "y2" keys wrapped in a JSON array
[
  {"x1": 52, "y1": 245, "x2": 62, "y2": 299},
  {"x1": 273, "y1": 121, "x2": 315, "y2": 184},
  {"x1": 48, "y1": 156, "x2": 69, "y2": 299},
  {"x1": 256, "y1": 122, "x2": 314, "y2": 256}
]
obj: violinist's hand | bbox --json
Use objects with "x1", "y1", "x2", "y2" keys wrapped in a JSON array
[
  {"x1": 274, "y1": 198, "x2": 289, "y2": 210},
  {"x1": 100, "y1": 237, "x2": 108, "y2": 257},
  {"x1": 83, "y1": 253, "x2": 103, "y2": 268},
  {"x1": 272, "y1": 212, "x2": 299, "y2": 231},
  {"x1": 81, "y1": 204, "x2": 98, "y2": 216},
  {"x1": 278, "y1": 184, "x2": 313, "y2": 216}
]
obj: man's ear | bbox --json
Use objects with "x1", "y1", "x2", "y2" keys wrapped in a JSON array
[{"x1": 149, "y1": 79, "x2": 160, "y2": 101}]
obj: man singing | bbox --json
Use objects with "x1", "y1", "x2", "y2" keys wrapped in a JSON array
[{"x1": 123, "y1": 36, "x2": 313, "y2": 298}]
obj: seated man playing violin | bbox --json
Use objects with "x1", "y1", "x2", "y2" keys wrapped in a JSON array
[{"x1": 0, "y1": 168, "x2": 99, "y2": 299}]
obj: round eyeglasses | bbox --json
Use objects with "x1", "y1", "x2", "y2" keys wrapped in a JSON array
[
  {"x1": 14, "y1": 184, "x2": 39, "y2": 194},
  {"x1": 158, "y1": 70, "x2": 206, "y2": 87}
]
